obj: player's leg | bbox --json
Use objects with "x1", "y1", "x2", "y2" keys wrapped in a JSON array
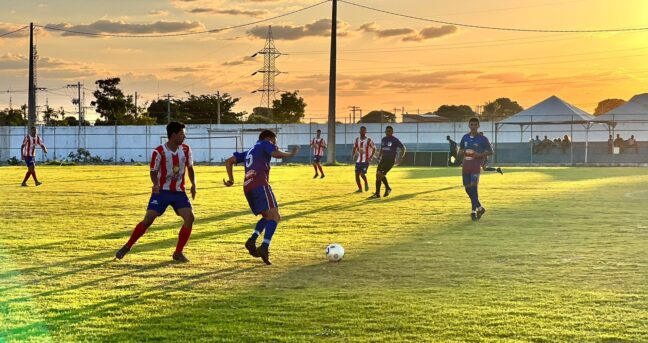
[
  {"x1": 312, "y1": 156, "x2": 319, "y2": 178},
  {"x1": 30, "y1": 164, "x2": 41, "y2": 185},
  {"x1": 257, "y1": 186, "x2": 280, "y2": 265},
  {"x1": 173, "y1": 205, "x2": 195, "y2": 263},
  {"x1": 381, "y1": 160, "x2": 394, "y2": 197},
  {"x1": 354, "y1": 163, "x2": 363, "y2": 192},
  {"x1": 360, "y1": 163, "x2": 369, "y2": 191},
  {"x1": 463, "y1": 174, "x2": 478, "y2": 221},
  {"x1": 116, "y1": 209, "x2": 159, "y2": 259},
  {"x1": 371, "y1": 170, "x2": 384, "y2": 198},
  {"x1": 317, "y1": 161, "x2": 325, "y2": 178},
  {"x1": 472, "y1": 176, "x2": 485, "y2": 219},
  {"x1": 21, "y1": 159, "x2": 33, "y2": 186}
]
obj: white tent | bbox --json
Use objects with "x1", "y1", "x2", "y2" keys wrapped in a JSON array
[
  {"x1": 499, "y1": 95, "x2": 595, "y2": 124},
  {"x1": 496, "y1": 95, "x2": 596, "y2": 163},
  {"x1": 594, "y1": 93, "x2": 648, "y2": 122}
]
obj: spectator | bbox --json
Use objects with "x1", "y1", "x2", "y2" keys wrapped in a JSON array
[
  {"x1": 447, "y1": 135, "x2": 459, "y2": 166},
  {"x1": 614, "y1": 134, "x2": 625, "y2": 153},
  {"x1": 625, "y1": 135, "x2": 639, "y2": 153},
  {"x1": 532, "y1": 135, "x2": 541, "y2": 154},
  {"x1": 607, "y1": 135, "x2": 614, "y2": 154},
  {"x1": 540, "y1": 135, "x2": 553, "y2": 153},
  {"x1": 560, "y1": 135, "x2": 571, "y2": 154}
]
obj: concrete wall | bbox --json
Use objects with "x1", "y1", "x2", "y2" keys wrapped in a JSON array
[{"x1": 1, "y1": 121, "x2": 646, "y2": 164}]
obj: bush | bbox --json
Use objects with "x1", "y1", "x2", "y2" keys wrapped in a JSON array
[
  {"x1": 67, "y1": 148, "x2": 103, "y2": 164},
  {"x1": 7, "y1": 156, "x2": 21, "y2": 165}
]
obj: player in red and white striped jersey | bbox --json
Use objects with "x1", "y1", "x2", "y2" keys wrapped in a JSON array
[
  {"x1": 351, "y1": 126, "x2": 376, "y2": 192},
  {"x1": 115, "y1": 122, "x2": 197, "y2": 263},
  {"x1": 20, "y1": 126, "x2": 48, "y2": 187},
  {"x1": 310, "y1": 129, "x2": 326, "y2": 178}
]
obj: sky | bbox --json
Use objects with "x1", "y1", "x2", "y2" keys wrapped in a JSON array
[{"x1": 0, "y1": 0, "x2": 647, "y2": 122}]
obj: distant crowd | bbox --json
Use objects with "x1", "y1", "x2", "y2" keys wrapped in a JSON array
[
  {"x1": 531, "y1": 135, "x2": 571, "y2": 154},
  {"x1": 608, "y1": 134, "x2": 639, "y2": 154}
]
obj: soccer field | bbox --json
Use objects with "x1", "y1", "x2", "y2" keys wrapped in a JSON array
[{"x1": 1, "y1": 165, "x2": 648, "y2": 342}]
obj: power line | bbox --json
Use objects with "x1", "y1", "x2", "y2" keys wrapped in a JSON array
[
  {"x1": 35, "y1": 1, "x2": 329, "y2": 38},
  {"x1": 339, "y1": 0, "x2": 648, "y2": 33},
  {"x1": 0, "y1": 26, "x2": 29, "y2": 38}
]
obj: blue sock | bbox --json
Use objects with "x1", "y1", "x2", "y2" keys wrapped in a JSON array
[
  {"x1": 472, "y1": 186, "x2": 482, "y2": 208},
  {"x1": 262, "y1": 220, "x2": 278, "y2": 247},
  {"x1": 251, "y1": 218, "x2": 267, "y2": 241}
]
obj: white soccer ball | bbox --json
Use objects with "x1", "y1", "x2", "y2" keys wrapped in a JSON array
[{"x1": 326, "y1": 244, "x2": 345, "y2": 262}]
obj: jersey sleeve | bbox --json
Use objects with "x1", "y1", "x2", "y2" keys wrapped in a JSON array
[
  {"x1": 459, "y1": 135, "x2": 467, "y2": 150},
  {"x1": 262, "y1": 141, "x2": 277, "y2": 155},
  {"x1": 233, "y1": 151, "x2": 247, "y2": 164},
  {"x1": 482, "y1": 137, "x2": 493, "y2": 153},
  {"x1": 396, "y1": 138, "x2": 405, "y2": 150},
  {"x1": 38, "y1": 136, "x2": 46, "y2": 148},
  {"x1": 150, "y1": 150, "x2": 161, "y2": 172}
]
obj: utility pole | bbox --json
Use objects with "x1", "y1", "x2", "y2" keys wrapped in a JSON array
[
  {"x1": 164, "y1": 94, "x2": 174, "y2": 123},
  {"x1": 216, "y1": 90, "x2": 221, "y2": 125},
  {"x1": 134, "y1": 91, "x2": 138, "y2": 115},
  {"x1": 327, "y1": 0, "x2": 338, "y2": 163},
  {"x1": 349, "y1": 106, "x2": 361, "y2": 123},
  {"x1": 28, "y1": 22, "x2": 36, "y2": 127}
]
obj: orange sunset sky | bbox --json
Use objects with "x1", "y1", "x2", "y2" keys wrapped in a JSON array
[{"x1": 0, "y1": 0, "x2": 647, "y2": 121}]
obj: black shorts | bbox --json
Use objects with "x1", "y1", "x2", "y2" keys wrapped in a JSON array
[{"x1": 377, "y1": 159, "x2": 395, "y2": 175}]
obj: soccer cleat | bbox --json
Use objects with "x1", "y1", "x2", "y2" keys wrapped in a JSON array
[
  {"x1": 320, "y1": 174, "x2": 325, "y2": 179},
  {"x1": 172, "y1": 252, "x2": 190, "y2": 263},
  {"x1": 20, "y1": 182, "x2": 27, "y2": 187},
  {"x1": 115, "y1": 245, "x2": 131, "y2": 260},
  {"x1": 245, "y1": 238, "x2": 260, "y2": 257},
  {"x1": 477, "y1": 207, "x2": 486, "y2": 220},
  {"x1": 364, "y1": 184, "x2": 369, "y2": 192},
  {"x1": 257, "y1": 245, "x2": 272, "y2": 265},
  {"x1": 471, "y1": 212, "x2": 478, "y2": 221},
  {"x1": 355, "y1": 189, "x2": 363, "y2": 193},
  {"x1": 496, "y1": 167, "x2": 503, "y2": 175},
  {"x1": 367, "y1": 193, "x2": 381, "y2": 199},
  {"x1": 313, "y1": 174, "x2": 319, "y2": 179},
  {"x1": 383, "y1": 187, "x2": 392, "y2": 197},
  {"x1": 35, "y1": 181, "x2": 42, "y2": 186}
]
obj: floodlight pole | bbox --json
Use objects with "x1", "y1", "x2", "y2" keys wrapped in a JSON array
[{"x1": 326, "y1": 0, "x2": 337, "y2": 164}]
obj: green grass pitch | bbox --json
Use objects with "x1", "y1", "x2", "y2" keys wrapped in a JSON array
[{"x1": 1, "y1": 165, "x2": 647, "y2": 342}]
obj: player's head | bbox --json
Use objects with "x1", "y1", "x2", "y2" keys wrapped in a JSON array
[
  {"x1": 468, "y1": 117, "x2": 480, "y2": 132},
  {"x1": 360, "y1": 126, "x2": 366, "y2": 136},
  {"x1": 30, "y1": 126, "x2": 37, "y2": 136},
  {"x1": 259, "y1": 129, "x2": 277, "y2": 144},
  {"x1": 316, "y1": 129, "x2": 321, "y2": 137},
  {"x1": 446, "y1": 135, "x2": 451, "y2": 141},
  {"x1": 166, "y1": 121, "x2": 186, "y2": 144},
  {"x1": 385, "y1": 125, "x2": 394, "y2": 136}
]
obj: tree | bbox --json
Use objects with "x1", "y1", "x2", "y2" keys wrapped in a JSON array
[
  {"x1": 359, "y1": 110, "x2": 396, "y2": 123},
  {"x1": 435, "y1": 105, "x2": 475, "y2": 122},
  {"x1": 146, "y1": 92, "x2": 244, "y2": 124},
  {"x1": 594, "y1": 99, "x2": 626, "y2": 116},
  {"x1": 482, "y1": 98, "x2": 523, "y2": 121},
  {"x1": 271, "y1": 91, "x2": 307, "y2": 123},
  {"x1": 0, "y1": 106, "x2": 27, "y2": 126},
  {"x1": 91, "y1": 78, "x2": 137, "y2": 125},
  {"x1": 42, "y1": 105, "x2": 59, "y2": 126}
]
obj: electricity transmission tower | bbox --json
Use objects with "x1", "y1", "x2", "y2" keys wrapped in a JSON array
[{"x1": 251, "y1": 26, "x2": 281, "y2": 121}]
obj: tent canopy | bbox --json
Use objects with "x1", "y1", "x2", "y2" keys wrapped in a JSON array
[
  {"x1": 498, "y1": 95, "x2": 594, "y2": 125},
  {"x1": 594, "y1": 93, "x2": 648, "y2": 122}
]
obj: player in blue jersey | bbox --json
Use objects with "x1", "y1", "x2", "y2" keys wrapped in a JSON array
[
  {"x1": 224, "y1": 130, "x2": 299, "y2": 265},
  {"x1": 459, "y1": 118, "x2": 493, "y2": 221},
  {"x1": 368, "y1": 126, "x2": 406, "y2": 199}
]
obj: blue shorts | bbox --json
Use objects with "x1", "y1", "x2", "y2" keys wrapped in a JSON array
[
  {"x1": 245, "y1": 185, "x2": 278, "y2": 216},
  {"x1": 24, "y1": 156, "x2": 35, "y2": 167},
  {"x1": 355, "y1": 162, "x2": 369, "y2": 175},
  {"x1": 313, "y1": 155, "x2": 323, "y2": 163},
  {"x1": 147, "y1": 190, "x2": 192, "y2": 216},
  {"x1": 462, "y1": 173, "x2": 481, "y2": 187}
]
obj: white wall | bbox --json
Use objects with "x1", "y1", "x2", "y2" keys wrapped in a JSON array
[{"x1": 2, "y1": 121, "x2": 646, "y2": 163}]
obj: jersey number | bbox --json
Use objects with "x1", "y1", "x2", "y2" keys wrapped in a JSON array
[{"x1": 245, "y1": 149, "x2": 254, "y2": 168}]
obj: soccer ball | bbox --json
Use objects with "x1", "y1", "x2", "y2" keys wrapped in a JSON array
[{"x1": 325, "y1": 244, "x2": 345, "y2": 262}]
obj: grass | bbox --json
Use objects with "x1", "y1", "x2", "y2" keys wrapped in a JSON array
[{"x1": 1, "y1": 165, "x2": 647, "y2": 342}]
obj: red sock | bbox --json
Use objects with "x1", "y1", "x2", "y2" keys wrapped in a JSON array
[
  {"x1": 126, "y1": 222, "x2": 148, "y2": 248},
  {"x1": 175, "y1": 226, "x2": 192, "y2": 253},
  {"x1": 22, "y1": 171, "x2": 32, "y2": 183}
]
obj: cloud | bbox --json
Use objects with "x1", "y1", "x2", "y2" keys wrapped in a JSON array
[
  {"x1": 44, "y1": 19, "x2": 206, "y2": 37},
  {"x1": 360, "y1": 22, "x2": 457, "y2": 41},
  {"x1": 188, "y1": 7, "x2": 267, "y2": 17},
  {"x1": 247, "y1": 19, "x2": 349, "y2": 40},
  {"x1": 148, "y1": 10, "x2": 169, "y2": 16},
  {"x1": 222, "y1": 56, "x2": 257, "y2": 66},
  {"x1": 403, "y1": 25, "x2": 458, "y2": 41}
]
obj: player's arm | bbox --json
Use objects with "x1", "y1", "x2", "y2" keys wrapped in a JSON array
[
  {"x1": 457, "y1": 137, "x2": 466, "y2": 158},
  {"x1": 150, "y1": 171, "x2": 160, "y2": 194},
  {"x1": 187, "y1": 165, "x2": 196, "y2": 199},
  {"x1": 272, "y1": 145, "x2": 299, "y2": 159},
  {"x1": 223, "y1": 155, "x2": 237, "y2": 187},
  {"x1": 396, "y1": 142, "x2": 407, "y2": 165},
  {"x1": 475, "y1": 140, "x2": 494, "y2": 159},
  {"x1": 39, "y1": 139, "x2": 48, "y2": 154},
  {"x1": 150, "y1": 150, "x2": 161, "y2": 194}
]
